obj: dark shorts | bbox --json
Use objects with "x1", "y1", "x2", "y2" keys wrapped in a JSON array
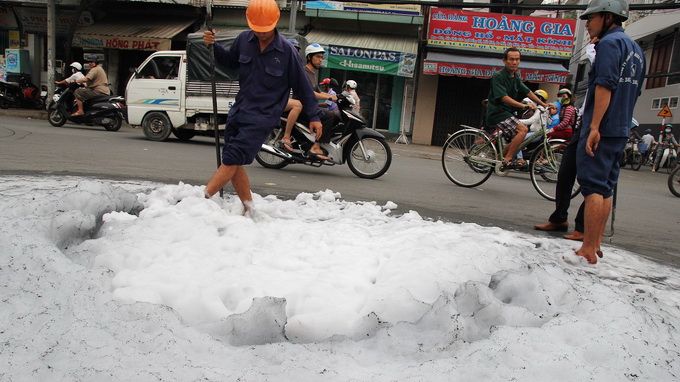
[
  {"x1": 221, "y1": 119, "x2": 275, "y2": 166},
  {"x1": 492, "y1": 116, "x2": 521, "y2": 139},
  {"x1": 576, "y1": 133, "x2": 628, "y2": 198}
]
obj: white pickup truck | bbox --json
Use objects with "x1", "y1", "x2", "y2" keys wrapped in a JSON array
[{"x1": 125, "y1": 49, "x2": 237, "y2": 141}]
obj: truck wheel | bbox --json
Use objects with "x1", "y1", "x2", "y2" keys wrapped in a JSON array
[
  {"x1": 143, "y1": 112, "x2": 172, "y2": 141},
  {"x1": 172, "y1": 128, "x2": 196, "y2": 141}
]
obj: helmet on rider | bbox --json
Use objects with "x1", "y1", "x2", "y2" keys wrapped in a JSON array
[
  {"x1": 534, "y1": 89, "x2": 548, "y2": 102},
  {"x1": 665, "y1": 124, "x2": 673, "y2": 134},
  {"x1": 70, "y1": 62, "x2": 82, "y2": 71},
  {"x1": 287, "y1": 38, "x2": 300, "y2": 50},
  {"x1": 580, "y1": 0, "x2": 629, "y2": 21},
  {"x1": 329, "y1": 78, "x2": 340, "y2": 89},
  {"x1": 319, "y1": 78, "x2": 331, "y2": 86},
  {"x1": 246, "y1": 0, "x2": 280, "y2": 33},
  {"x1": 345, "y1": 80, "x2": 357, "y2": 89},
  {"x1": 645, "y1": 129, "x2": 652, "y2": 133},
  {"x1": 305, "y1": 43, "x2": 325, "y2": 61},
  {"x1": 557, "y1": 88, "x2": 572, "y2": 97}
]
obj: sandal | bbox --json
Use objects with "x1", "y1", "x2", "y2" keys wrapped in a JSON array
[
  {"x1": 277, "y1": 140, "x2": 294, "y2": 152},
  {"x1": 308, "y1": 150, "x2": 328, "y2": 161}
]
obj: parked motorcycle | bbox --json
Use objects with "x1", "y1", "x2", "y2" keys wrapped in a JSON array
[
  {"x1": 0, "y1": 75, "x2": 45, "y2": 110},
  {"x1": 256, "y1": 93, "x2": 392, "y2": 179},
  {"x1": 47, "y1": 83, "x2": 125, "y2": 131}
]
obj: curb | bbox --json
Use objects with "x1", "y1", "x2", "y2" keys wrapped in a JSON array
[{"x1": 0, "y1": 108, "x2": 48, "y2": 121}]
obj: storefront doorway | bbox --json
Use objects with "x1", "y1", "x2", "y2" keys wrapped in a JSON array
[{"x1": 328, "y1": 69, "x2": 394, "y2": 131}]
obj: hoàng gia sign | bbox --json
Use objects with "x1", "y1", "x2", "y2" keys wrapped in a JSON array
[{"x1": 427, "y1": 8, "x2": 576, "y2": 59}]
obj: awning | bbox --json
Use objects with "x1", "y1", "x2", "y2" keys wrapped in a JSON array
[
  {"x1": 73, "y1": 17, "x2": 195, "y2": 51},
  {"x1": 305, "y1": 29, "x2": 418, "y2": 78},
  {"x1": 306, "y1": 29, "x2": 418, "y2": 55},
  {"x1": 0, "y1": 7, "x2": 19, "y2": 30},
  {"x1": 423, "y1": 52, "x2": 568, "y2": 84}
]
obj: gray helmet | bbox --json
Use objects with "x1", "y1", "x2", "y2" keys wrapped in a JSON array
[
  {"x1": 580, "y1": 0, "x2": 629, "y2": 21},
  {"x1": 84, "y1": 54, "x2": 99, "y2": 63}
]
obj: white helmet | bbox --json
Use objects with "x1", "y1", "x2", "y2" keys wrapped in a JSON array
[
  {"x1": 70, "y1": 62, "x2": 82, "y2": 71},
  {"x1": 305, "y1": 43, "x2": 325, "y2": 57},
  {"x1": 346, "y1": 80, "x2": 357, "y2": 89}
]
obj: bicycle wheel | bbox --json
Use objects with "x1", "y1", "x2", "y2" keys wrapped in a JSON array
[
  {"x1": 667, "y1": 156, "x2": 677, "y2": 174},
  {"x1": 442, "y1": 130, "x2": 496, "y2": 187},
  {"x1": 529, "y1": 141, "x2": 580, "y2": 201},
  {"x1": 669, "y1": 166, "x2": 680, "y2": 197},
  {"x1": 631, "y1": 152, "x2": 642, "y2": 171}
]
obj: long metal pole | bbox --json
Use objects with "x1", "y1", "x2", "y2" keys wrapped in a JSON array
[
  {"x1": 205, "y1": 0, "x2": 223, "y2": 197},
  {"x1": 47, "y1": 0, "x2": 56, "y2": 101}
]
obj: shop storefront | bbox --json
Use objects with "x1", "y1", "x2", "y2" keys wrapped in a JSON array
[
  {"x1": 0, "y1": 7, "x2": 21, "y2": 81},
  {"x1": 73, "y1": 16, "x2": 196, "y2": 95},
  {"x1": 306, "y1": 29, "x2": 418, "y2": 133},
  {"x1": 413, "y1": 8, "x2": 575, "y2": 146}
]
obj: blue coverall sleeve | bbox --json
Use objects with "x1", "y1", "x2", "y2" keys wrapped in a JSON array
[
  {"x1": 213, "y1": 37, "x2": 240, "y2": 69},
  {"x1": 592, "y1": 40, "x2": 622, "y2": 91}
]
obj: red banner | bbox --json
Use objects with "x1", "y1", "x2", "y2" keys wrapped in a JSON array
[
  {"x1": 423, "y1": 61, "x2": 568, "y2": 84},
  {"x1": 427, "y1": 8, "x2": 576, "y2": 59}
]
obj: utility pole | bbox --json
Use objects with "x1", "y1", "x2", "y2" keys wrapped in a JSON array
[
  {"x1": 289, "y1": 0, "x2": 298, "y2": 34},
  {"x1": 47, "y1": 0, "x2": 56, "y2": 100}
]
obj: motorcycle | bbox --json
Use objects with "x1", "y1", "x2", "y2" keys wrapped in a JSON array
[
  {"x1": 47, "y1": 83, "x2": 126, "y2": 131},
  {"x1": 620, "y1": 137, "x2": 643, "y2": 171},
  {"x1": 256, "y1": 92, "x2": 392, "y2": 179},
  {"x1": 652, "y1": 143, "x2": 678, "y2": 173},
  {"x1": 0, "y1": 75, "x2": 45, "y2": 110}
]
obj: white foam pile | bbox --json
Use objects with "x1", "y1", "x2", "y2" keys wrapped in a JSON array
[{"x1": 1, "y1": 176, "x2": 678, "y2": 381}]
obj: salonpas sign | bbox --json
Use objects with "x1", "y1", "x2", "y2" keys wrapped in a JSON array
[{"x1": 326, "y1": 45, "x2": 416, "y2": 78}]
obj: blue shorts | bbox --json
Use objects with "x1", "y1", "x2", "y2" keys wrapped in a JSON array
[
  {"x1": 576, "y1": 133, "x2": 627, "y2": 198},
  {"x1": 222, "y1": 118, "x2": 275, "y2": 166}
]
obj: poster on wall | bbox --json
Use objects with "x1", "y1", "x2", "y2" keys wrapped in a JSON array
[
  {"x1": 325, "y1": 45, "x2": 416, "y2": 78},
  {"x1": 427, "y1": 8, "x2": 576, "y2": 58},
  {"x1": 0, "y1": 56, "x2": 6, "y2": 82},
  {"x1": 9, "y1": 30, "x2": 21, "y2": 48}
]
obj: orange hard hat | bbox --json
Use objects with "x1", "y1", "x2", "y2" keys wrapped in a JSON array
[{"x1": 246, "y1": 0, "x2": 280, "y2": 33}]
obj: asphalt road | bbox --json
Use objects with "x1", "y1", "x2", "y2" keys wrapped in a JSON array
[{"x1": 1, "y1": 116, "x2": 678, "y2": 265}]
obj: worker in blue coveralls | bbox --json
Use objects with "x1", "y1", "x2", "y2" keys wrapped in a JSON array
[
  {"x1": 574, "y1": 0, "x2": 645, "y2": 264},
  {"x1": 202, "y1": 0, "x2": 323, "y2": 212}
]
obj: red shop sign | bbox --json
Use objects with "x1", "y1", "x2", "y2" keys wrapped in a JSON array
[
  {"x1": 423, "y1": 61, "x2": 568, "y2": 84},
  {"x1": 427, "y1": 8, "x2": 576, "y2": 59}
]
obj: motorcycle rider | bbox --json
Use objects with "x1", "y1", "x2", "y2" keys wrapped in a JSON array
[
  {"x1": 319, "y1": 78, "x2": 340, "y2": 114},
  {"x1": 652, "y1": 125, "x2": 678, "y2": 172},
  {"x1": 344, "y1": 80, "x2": 361, "y2": 113},
  {"x1": 301, "y1": 43, "x2": 337, "y2": 161},
  {"x1": 73, "y1": 55, "x2": 110, "y2": 116},
  {"x1": 55, "y1": 62, "x2": 85, "y2": 86}
]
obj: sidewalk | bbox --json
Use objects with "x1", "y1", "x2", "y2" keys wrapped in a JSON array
[
  {"x1": 0, "y1": 108, "x2": 442, "y2": 160},
  {"x1": 0, "y1": 107, "x2": 48, "y2": 121}
]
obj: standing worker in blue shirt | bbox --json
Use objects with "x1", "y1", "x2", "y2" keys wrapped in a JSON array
[
  {"x1": 574, "y1": 0, "x2": 645, "y2": 264},
  {"x1": 202, "y1": 0, "x2": 322, "y2": 212}
]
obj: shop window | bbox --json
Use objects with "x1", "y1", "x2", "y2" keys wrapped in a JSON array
[
  {"x1": 646, "y1": 32, "x2": 674, "y2": 89},
  {"x1": 652, "y1": 98, "x2": 660, "y2": 109},
  {"x1": 136, "y1": 56, "x2": 180, "y2": 80}
]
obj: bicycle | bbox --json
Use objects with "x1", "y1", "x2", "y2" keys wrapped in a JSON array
[
  {"x1": 442, "y1": 120, "x2": 580, "y2": 201},
  {"x1": 669, "y1": 165, "x2": 680, "y2": 197}
]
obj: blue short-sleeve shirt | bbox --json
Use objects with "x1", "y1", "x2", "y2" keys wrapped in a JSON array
[{"x1": 581, "y1": 26, "x2": 646, "y2": 138}]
